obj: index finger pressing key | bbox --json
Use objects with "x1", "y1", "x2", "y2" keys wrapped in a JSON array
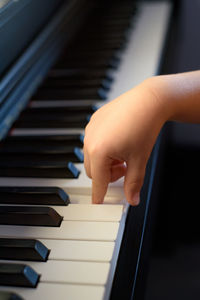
[{"x1": 91, "y1": 156, "x2": 112, "y2": 204}]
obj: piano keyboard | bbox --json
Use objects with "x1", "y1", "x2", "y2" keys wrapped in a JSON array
[{"x1": 0, "y1": 1, "x2": 171, "y2": 299}]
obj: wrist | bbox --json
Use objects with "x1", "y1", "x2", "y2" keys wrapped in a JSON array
[{"x1": 144, "y1": 76, "x2": 176, "y2": 124}]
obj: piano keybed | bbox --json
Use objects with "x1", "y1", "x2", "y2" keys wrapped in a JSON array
[{"x1": 0, "y1": 1, "x2": 171, "y2": 299}]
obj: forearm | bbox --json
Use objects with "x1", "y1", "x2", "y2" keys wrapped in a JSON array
[{"x1": 147, "y1": 70, "x2": 200, "y2": 124}]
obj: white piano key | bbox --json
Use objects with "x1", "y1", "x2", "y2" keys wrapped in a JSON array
[
  {"x1": 39, "y1": 239, "x2": 115, "y2": 262},
  {"x1": 69, "y1": 193, "x2": 126, "y2": 205},
  {"x1": 0, "y1": 220, "x2": 119, "y2": 241},
  {"x1": 52, "y1": 204, "x2": 123, "y2": 222},
  {"x1": 0, "y1": 260, "x2": 110, "y2": 285},
  {"x1": 0, "y1": 283, "x2": 105, "y2": 300}
]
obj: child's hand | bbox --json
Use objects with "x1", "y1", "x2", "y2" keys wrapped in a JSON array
[{"x1": 84, "y1": 78, "x2": 169, "y2": 205}]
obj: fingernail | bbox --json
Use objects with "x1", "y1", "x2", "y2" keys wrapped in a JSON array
[
  {"x1": 131, "y1": 192, "x2": 140, "y2": 206},
  {"x1": 92, "y1": 197, "x2": 104, "y2": 204},
  {"x1": 93, "y1": 200, "x2": 103, "y2": 204}
]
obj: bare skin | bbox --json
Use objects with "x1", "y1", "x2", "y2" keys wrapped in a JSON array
[{"x1": 84, "y1": 71, "x2": 200, "y2": 205}]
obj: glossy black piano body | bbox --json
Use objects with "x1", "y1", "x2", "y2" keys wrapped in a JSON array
[{"x1": 0, "y1": 0, "x2": 182, "y2": 299}]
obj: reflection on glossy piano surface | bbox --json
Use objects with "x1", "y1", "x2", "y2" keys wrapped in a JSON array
[{"x1": 0, "y1": 0, "x2": 171, "y2": 299}]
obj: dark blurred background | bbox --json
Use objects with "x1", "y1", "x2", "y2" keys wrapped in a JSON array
[{"x1": 144, "y1": 0, "x2": 200, "y2": 299}]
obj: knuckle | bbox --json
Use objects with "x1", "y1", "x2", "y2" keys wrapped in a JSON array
[
  {"x1": 126, "y1": 173, "x2": 145, "y2": 188},
  {"x1": 88, "y1": 142, "x2": 104, "y2": 157},
  {"x1": 127, "y1": 177, "x2": 144, "y2": 187}
]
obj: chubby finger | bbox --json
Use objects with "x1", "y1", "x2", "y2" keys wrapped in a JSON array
[
  {"x1": 91, "y1": 156, "x2": 111, "y2": 204},
  {"x1": 124, "y1": 158, "x2": 146, "y2": 206}
]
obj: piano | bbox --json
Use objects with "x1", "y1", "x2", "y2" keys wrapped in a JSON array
[{"x1": 0, "y1": 0, "x2": 172, "y2": 299}]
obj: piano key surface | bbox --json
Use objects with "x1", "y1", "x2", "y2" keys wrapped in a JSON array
[
  {"x1": 39, "y1": 239, "x2": 115, "y2": 262},
  {"x1": 0, "y1": 221, "x2": 120, "y2": 241},
  {"x1": 0, "y1": 283, "x2": 105, "y2": 300},
  {"x1": 0, "y1": 260, "x2": 111, "y2": 285}
]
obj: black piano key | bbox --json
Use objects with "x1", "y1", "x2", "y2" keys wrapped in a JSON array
[
  {"x1": 0, "y1": 206, "x2": 63, "y2": 227},
  {"x1": 14, "y1": 105, "x2": 91, "y2": 125},
  {"x1": 48, "y1": 69, "x2": 114, "y2": 81},
  {"x1": 61, "y1": 34, "x2": 126, "y2": 49},
  {"x1": 70, "y1": 35, "x2": 127, "y2": 49},
  {"x1": 32, "y1": 87, "x2": 107, "y2": 100},
  {"x1": 23, "y1": 104, "x2": 96, "y2": 115},
  {"x1": 61, "y1": 45, "x2": 122, "y2": 56},
  {"x1": 18, "y1": 108, "x2": 95, "y2": 122},
  {"x1": 56, "y1": 56, "x2": 120, "y2": 69},
  {"x1": 0, "y1": 186, "x2": 69, "y2": 205},
  {"x1": 4, "y1": 134, "x2": 84, "y2": 148},
  {"x1": 0, "y1": 148, "x2": 83, "y2": 163},
  {"x1": 83, "y1": 27, "x2": 130, "y2": 36},
  {"x1": 60, "y1": 53, "x2": 121, "y2": 65},
  {"x1": 18, "y1": 111, "x2": 91, "y2": 121},
  {"x1": 75, "y1": 23, "x2": 130, "y2": 36},
  {"x1": 0, "y1": 291, "x2": 24, "y2": 300},
  {"x1": 77, "y1": 25, "x2": 129, "y2": 36},
  {"x1": 74, "y1": 36, "x2": 127, "y2": 47},
  {"x1": 61, "y1": 49, "x2": 120, "y2": 61},
  {"x1": 64, "y1": 42, "x2": 124, "y2": 53},
  {"x1": 91, "y1": 16, "x2": 132, "y2": 25},
  {"x1": 41, "y1": 78, "x2": 112, "y2": 89},
  {"x1": 0, "y1": 263, "x2": 39, "y2": 288},
  {"x1": 0, "y1": 152, "x2": 82, "y2": 163},
  {"x1": 49, "y1": 66, "x2": 110, "y2": 75},
  {"x1": 14, "y1": 108, "x2": 91, "y2": 128},
  {"x1": 20, "y1": 108, "x2": 92, "y2": 117},
  {"x1": 90, "y1": 3, "x2": 136, "y2": 13},
  {"x1": 0, "y1": 141, "x2": 82, "y2": 154},
  {"x1": 0, "y1": 161, "x2": 80, "y2": 178},
  {"x1": 81, "y1": 29, "x2": 127, "y2": 39},
  {"x1": 0, "y1": 238, "x2": 49, "y2": 262},
  {"x1": 93, "y1": 6, "x2": 136, "y2": 15},
  {"x1": 14, "y1": 117, "x2": 89, "y2": 128}
]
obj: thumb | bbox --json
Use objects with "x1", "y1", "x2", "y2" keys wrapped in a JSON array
[{"x1": 124, "y1": 158, "x2": 146, "y2": 206}]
